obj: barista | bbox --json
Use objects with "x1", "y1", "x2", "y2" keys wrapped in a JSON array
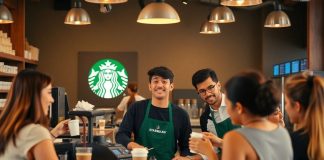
[{"x1": 116, "y1": 66, "x2": 192, "y2": 160}]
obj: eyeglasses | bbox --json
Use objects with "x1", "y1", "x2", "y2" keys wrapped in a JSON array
[{"x1": 197, "y1": 84, "x2": 216, "y2": 96}]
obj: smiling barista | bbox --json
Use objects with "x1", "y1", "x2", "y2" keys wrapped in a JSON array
[{"x1": 116, "y1": 66, "x2": 193, "y2": 160}]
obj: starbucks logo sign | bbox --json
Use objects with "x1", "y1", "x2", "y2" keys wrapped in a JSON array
[{"x1": 88, "y1": 59, "x2": 128, "y2": 98}]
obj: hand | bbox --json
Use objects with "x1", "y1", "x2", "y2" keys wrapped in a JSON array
[
  {"x1": 50, "y1": 119, "x2": 70, "y2": 137},
  {"x1": 172, "y1": 155, "x2": 191, "y2": 160},
  {"x1": 189, "y1": 137, "x2": 214, "y2": 157},
  {"x1": 127, "y1": 142, "x2": 145, "y2": 150},
  {"x1": 202, "y1": 132, "x2": 223, "y2": 148}
]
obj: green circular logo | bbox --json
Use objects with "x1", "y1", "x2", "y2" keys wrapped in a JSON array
[{"x1": 88, "y1": 59, "x2": 128, "y2": 99}]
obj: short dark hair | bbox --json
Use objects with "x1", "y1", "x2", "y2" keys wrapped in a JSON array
[
  {"x1": 192, "y1": 68, "x2": 218, "y2": 89},
  {"x1": 147, "y1": 66, "x2": 174, "y2": 83},
  {"x1": 224, "y1": 71, "x2": 279, "y2": 117}
]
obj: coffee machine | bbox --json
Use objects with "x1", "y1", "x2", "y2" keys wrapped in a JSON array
[{"x1": 54, "y1": 110, "x2": 131, "y2": 160}]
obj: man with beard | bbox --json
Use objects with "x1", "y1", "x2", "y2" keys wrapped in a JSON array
[
  {"x1": 116, "y1": 66, "x2": 193, "y2": 160},
  {"x1": 191, "y1": 69, "x2": 239, "y2": 154}
]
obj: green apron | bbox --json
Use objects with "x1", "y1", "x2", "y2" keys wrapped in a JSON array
[
  {"x1": 211, "y1": 112, "x2": 235, "y2": 139},
  {"x1": 136, "y1": 101, "x2": 176, "y2": 160}
]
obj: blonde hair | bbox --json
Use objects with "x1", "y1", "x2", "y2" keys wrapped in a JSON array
[{"x1": 285, "y1": 72, "x2": 324, "y2": 159}]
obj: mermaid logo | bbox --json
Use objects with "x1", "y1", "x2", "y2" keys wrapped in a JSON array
[{"x1": 88, "y1": 59, "x2": 128, "y2": 99}]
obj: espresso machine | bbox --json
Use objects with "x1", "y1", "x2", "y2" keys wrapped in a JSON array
[{"x1": 54, "y1": 110, "x2": 131, "y2": 160}]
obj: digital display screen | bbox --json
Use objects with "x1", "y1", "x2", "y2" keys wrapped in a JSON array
[
  {"x1": 292, "y1": 60, "x2": 300, "y2": 73},
  {"x1": 112, "y1": 149, "x2": 121, "y2": 155},
  {"x1": 285, "y1": 62, "x2": 291, "y2": 74},
  {"x1": 279, "y1": 64, "x2": 285, "y2": 75},
  {"x1": 273, "y1": 65, "x2": 279, "y2": 76},
  {"x1": 300, "y1": 59, "x2": 307, "y2": 71}
]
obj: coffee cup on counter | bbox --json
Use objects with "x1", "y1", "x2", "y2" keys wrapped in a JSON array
[
  {"x1": 75, "y1": 147, "x2": 92, "y2": 160},
  {"x1": 131, "y1": 148, "x2": 148, "y2": 160},
  {"x1": 190, "y1": 132, "x2": 203, "y2": 153}
]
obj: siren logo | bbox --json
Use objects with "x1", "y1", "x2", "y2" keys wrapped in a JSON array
[{"x1": 88, "y1": 59, "x2": 128, "y2": 98}]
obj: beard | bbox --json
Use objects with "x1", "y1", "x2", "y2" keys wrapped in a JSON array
[{"x1": 205, "y1": 94, "x2": 218, "y2": 105}]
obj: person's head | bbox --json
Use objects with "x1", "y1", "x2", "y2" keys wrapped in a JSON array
[
  {"x1": 192, "y1": 68, "x2": 221, "y2": 106},
  {"x1": 268, "y1": 106, "x2": 283, "y2": 125},
  {"x1": 224, "y1": 71, "x2": 279, "y2": 125},
  {"x1": 147, "y1": 66, "x2": 174, "y2": 100},
  {"x1": 285, "y1": 72, "x2": 324, "y2": 159},
  {"x1": 0, "y1": 69, "x2": 53, "y2": 154},
  {"x1": 127, "y1": 82, "x2": 138, "y2": 94}
]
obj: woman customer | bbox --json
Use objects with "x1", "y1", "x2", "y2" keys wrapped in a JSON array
[
  {"x1": 0, "y1": 70, "x2": 58, "y2": 160},
  {"x1": 285, "y1": 72, "x2": 324, "y2": 160},
  {"x1": 268, "y1": 106, "x2": 285, "y2": 127},
  {"x1": 189, "y1": 71, "x2": 293, "y2": 160}
]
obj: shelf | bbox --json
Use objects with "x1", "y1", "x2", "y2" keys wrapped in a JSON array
[
  {"x1": 0, "y1": 90, "x2": 9, "y2": 93},
  {"x1": 0, "y1": 72, "x2": 16, "y2": 77},
  {"x1": 24, "y1": 59, "x2": 38, "y2": 65},
  {"x1": 0, "y1": 52, "x2": 24, "y2": 62}
]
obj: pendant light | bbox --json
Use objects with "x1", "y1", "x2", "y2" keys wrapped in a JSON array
[
  {"x1": 0, "y1": 0, "x2": 13, "y2": 24},
  {"x1": 137, "y1": 0, "x2": 180, "y2": 24},
  {"x1": 264, "y1": 4, "x2": 291, "y2": 28},
  {"x1": 221, "y1": 0, "x2": 262, "y2": 6},
  {"x1": 85, "y1": 0, "x2": 127, "y2": 4},
  {"x1": 200, "y1": 20, "x2": 221, "y2": 34},
  {"x1": 209, "y1": 6, "x2": 235, "y2": 23},
  {"x1": 64, "y1": 0, "x2": 91, "y2": 25}
]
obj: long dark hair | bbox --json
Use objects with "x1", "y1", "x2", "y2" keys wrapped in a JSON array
[{"x1": 0, "y1": 70, "x2": 52, "y2": 154}]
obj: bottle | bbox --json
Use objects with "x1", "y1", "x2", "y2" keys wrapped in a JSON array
[
  {"x1": 177, "y1": 99, "x2": 185, "y2": 111},
  {"x1": 184, "y1": 99, "x2": 191, "y2": 118},
  {"x1": 190, "y1": 99, "x2": 199, "y2": 119}
]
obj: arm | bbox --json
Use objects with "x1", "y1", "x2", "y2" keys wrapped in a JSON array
[
  {"x1": 221, "y1": 131, "x2": 247, "y2": 160},
  {"x1": 200, "y1": 107, "x2": 210, "y2": 132},
  {"x1": 189, "y1": 137, "x2": 218, "y2": 160},
  {"x1": 202, "y1": 132, "x2": 223, "y2": 148},
  {"x1": 177, "y1": 109, "x2": 192, "y2": 156},
  {"x1": 31, "y1": 140, "x2": 58, "y2": 160},
  {"x1": 50, "y1": 119, "x2": 70, "y2": 138}
]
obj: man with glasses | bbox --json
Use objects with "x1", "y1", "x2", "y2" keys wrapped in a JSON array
[{"x1": 191, "y1": 68, "x2": 239, "y2": 154}]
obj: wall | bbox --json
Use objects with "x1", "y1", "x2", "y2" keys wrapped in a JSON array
[{"x1": 26, "y1": 0, "x2": 265, "y2": 107}]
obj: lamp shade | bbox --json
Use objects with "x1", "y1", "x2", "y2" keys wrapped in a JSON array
[
  {"x1": 64, "y1": 1, "x2": 91, "y2": 25},
  {"x1": 221, "y1": 0, "x2": 262, "y2": 6},
  {"x1": 209, "y1": 6, "x2": 235, "y2": 23},
  {"x1": 137, "y1": 2, "x2": 180, "y2": 24},
  {"x1": 200, "y1": 21, "x2": 221, "y2": 34},
  {"x1": 0, "y1": 4, "x2": 13, "y2": 24},
  {"x1": 264, "y1": 10, "x2": 291, "y2": 28},
  {"x1": 85, "y1": 0, "x2": 127, "y2": 4}
]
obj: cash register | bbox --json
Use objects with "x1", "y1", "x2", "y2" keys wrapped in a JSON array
[{"x1": 54, "y1": 110, "x2": 131, "y2": 160}]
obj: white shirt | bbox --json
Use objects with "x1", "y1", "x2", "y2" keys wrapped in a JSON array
[{"x1": 117, "y1": 95, "x2": 145, "y2": 115}]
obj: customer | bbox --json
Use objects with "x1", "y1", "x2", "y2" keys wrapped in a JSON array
[
  {"x1": 268, "y1": 106, "x2": 285, "y2": 127},
  {"x1": 0, "y1": 70, "x2": 58, "y2": 160},
  {"x1": 116, "y1": 66, "x2": 192, "y2": 160},
  {"x1": 117, "y1": 82, "x2": 145, "y2": 117},
  {"x1": 285, "y1": 72, "x2": 324, "y2": 160},
  {"x1": 189, "y1": 71, "x2": 293, "y2": 160}
]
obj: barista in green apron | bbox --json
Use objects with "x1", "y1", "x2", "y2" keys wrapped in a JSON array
[{"x1": 136, "y1": 101, "x2": 175, "y2": 160}]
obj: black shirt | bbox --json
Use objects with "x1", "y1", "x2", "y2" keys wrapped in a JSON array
[
  {"x1": 116, "y1": 99, "x2": 192, "y2": 156},
  {"x1": 290, "y1": 129, "x2": 309, "y2": 160}
]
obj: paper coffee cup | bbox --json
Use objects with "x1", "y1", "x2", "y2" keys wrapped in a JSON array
[
  {"x1": 131, "y1": 148, "x2": 148, "y2": 160},
  {"x1": 190, "y1": 132, "x2": 203, "y2": 153},
  {"x1": 68, "y1": 119, "x2": 80, "y2": 136}
]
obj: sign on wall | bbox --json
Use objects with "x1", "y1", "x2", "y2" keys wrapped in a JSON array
[{"x1": 88, "y1": 59, "x2": 128, "y2": 98}]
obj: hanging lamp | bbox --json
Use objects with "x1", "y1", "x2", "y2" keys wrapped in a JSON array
[
  {"x1": 0, "y1": 0, "x2": 13, "y2": 24},
  {"x1": 264, "y1": 4, "x2": 291, "y2": 28},
  {"x1": 221, "y1": 0, "x2": 262, "y2": 6},
  {"x1": 209, "y1": 6, "x2": 235, "y2": 23},
  {"x1": 64, "y1": 0, "x2": 91, "y2": 25},
  {"x1": 137, "y1": 0, "x2": 180, "y2": 24},
  {"x1": 200, "y1": 20, "x2": 221, "y2": 34},
  {"x1": 85, "y1": 0, "x2": 127, "y2": 4}
]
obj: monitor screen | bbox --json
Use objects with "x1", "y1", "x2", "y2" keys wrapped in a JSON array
[
  {"x1": 292, "y1": 60, "x2": 300, "y2": 73},
  {"x1": 285, "y1": 62, "x2": 291, "y2": 74},
  {"x1": 300, "y1": 59, "x2": 307, "y2": 71},
  {"x1": 279, "y1": 64, "x2": 285, "y2": 75},
  {"x1": 273, "y1": 65, "x2": 279, "y2": 76},
  {"x1": 112, "y1": 149, "x2": 121, "y2": 155}
]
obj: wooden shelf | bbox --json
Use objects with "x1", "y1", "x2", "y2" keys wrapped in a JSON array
[
  {"x1": 0, "y1": 72, "x2": 16, "y2": 77},
  {"x1": 0, "y1": 90, "x2": 9, "y2": 93},
  {"x1": 24, "y1": 59, "x2": 38, "y2": 65},
  {"x1": 0, "y1": 52, "x2": 24, "y2": 62}
]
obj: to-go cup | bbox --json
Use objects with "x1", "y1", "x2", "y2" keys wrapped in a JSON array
[
  {"x1": 68, "y1": 119, "x2": 80, "y2": 136},
  {"x1": 190, "y1": 132, "x2": 203, "y2": 153},
  {"x1": 98, "y1": 119, "x2": 105, "y2": 130},
  {"x1": 75, "y1": 147, "x2": 92, "y2": 160},
  {"x1": 131, "y1": 148, "x2": 148, "y2": 160}
]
